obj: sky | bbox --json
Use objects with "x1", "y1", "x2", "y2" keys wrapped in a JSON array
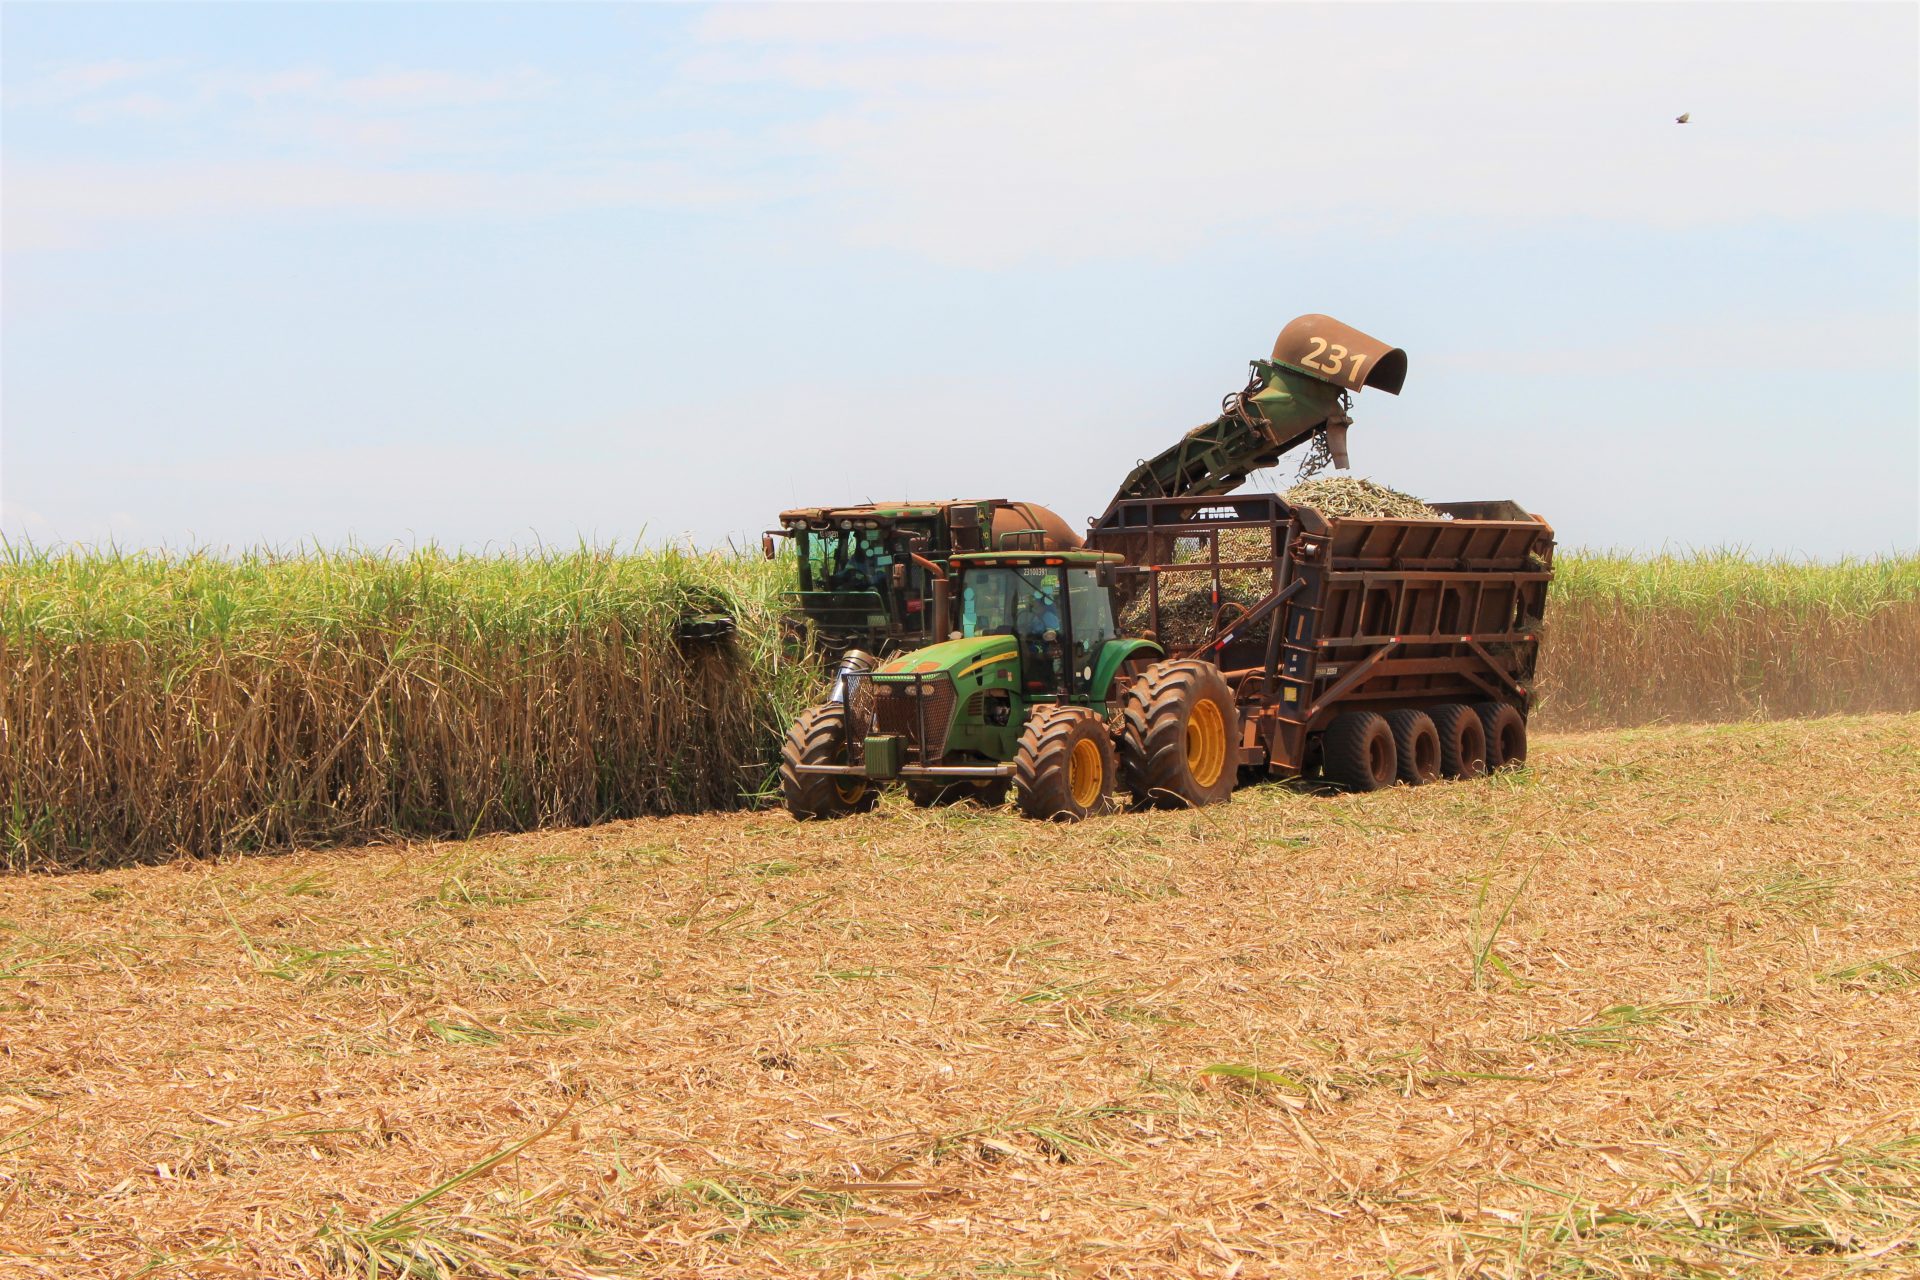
[{"x1": 3, "y1": 2, "x2": 1916, "y2": 558}]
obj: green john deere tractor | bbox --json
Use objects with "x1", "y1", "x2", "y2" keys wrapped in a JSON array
[{"x1": 778, "y1": 549, "x2": 1241, "y2": 821}]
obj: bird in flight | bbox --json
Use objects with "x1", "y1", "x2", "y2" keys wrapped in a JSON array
[{"x1": 1675, "y1": 112, "x2": 1691, "y2": 124}]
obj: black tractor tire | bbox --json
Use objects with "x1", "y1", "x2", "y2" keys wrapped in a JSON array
[
  {"x1": 778, "y1": 704, "x2": 879, "y2": 820},
  {"x1": 1429, "y1": 703, "x2": 1488, "y2": 779},
  {"x1": 1475, "y1": 702, "x2": 1529, "y2": 770},
  {"x1": 1012, "y1": 706, "x2": 1117, "y2": 822},
  {"x1": 1322, "y1": 711, "x2": 1398, "y2": 792},
  {"x1": 1384, "y1": 709, "x2": 1442, "y2": 786},
  {"x1": 1117, "y1": 659, "x2": 1240, "y2": 810},
  {"x1": 906, "y1": 777, "x2": 1009, "y2": 808}
]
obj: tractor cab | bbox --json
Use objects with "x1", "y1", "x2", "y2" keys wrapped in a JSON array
[{"x1": 953, "y1": 551, "x2": 1124, "y2": 702}]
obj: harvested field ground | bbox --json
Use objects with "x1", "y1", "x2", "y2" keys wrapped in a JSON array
[{"x1": 3, "y1": 715, "x2": 1917, "y2": 1279}]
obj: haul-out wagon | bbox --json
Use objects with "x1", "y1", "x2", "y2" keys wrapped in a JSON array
[{"x1": 1090, "y1": 491, "x2": 1554, "y2": 791}]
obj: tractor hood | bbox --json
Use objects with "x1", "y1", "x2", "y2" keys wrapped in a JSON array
[{"x1": 875, "y1": 634, "x2": 1017, "y2": 682}]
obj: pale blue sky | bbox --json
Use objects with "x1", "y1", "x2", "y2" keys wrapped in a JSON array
[{"x1": 4, "y1": 2, "x2": 1916, "y2": 557}]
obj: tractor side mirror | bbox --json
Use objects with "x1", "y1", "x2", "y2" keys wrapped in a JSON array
[
  {"x1": 890, "y1": 562, "x2": 908, "y2": 589},
  {"x1": 1096, "y1": 563, "x2": 1116, "y2": 589},
  {"x1": 761, "y1": 533, "x2": 777, "y2": 560}
]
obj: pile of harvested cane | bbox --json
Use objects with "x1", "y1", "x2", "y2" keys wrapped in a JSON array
[
  {"x1": 1121, "y1": 477, "x2": 1442, "y2": 648},
  {"x1": 1283, "y1": 475, "x2": 1440, "y2": 519}
]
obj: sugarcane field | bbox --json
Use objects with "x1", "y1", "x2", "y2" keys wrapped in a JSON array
[{"x1": 3, "y1": 6, "x2": 1917, "y2": 1279}]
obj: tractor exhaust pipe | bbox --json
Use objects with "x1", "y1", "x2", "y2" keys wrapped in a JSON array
[
  {"x1": 911, "y1": 553, "x2": 952, "y2": 640},
  {"x1": 930, "y1": 576, "x2": 952, "y2": 640}
]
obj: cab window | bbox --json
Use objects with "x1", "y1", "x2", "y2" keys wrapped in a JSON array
[{"x1": 1067, "y1": 568, "x2": 1116, "y2": 692}]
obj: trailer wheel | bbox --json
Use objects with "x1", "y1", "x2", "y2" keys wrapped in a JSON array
[
  {"x1": 906, "y1": 777, "x2": 1009, "y2": 808},
  {"x1": 1117, "y1": 659, "x2": 1239, "y2": 809},
  {"x1": 1323, "y1": 711, "x2": 1398, "y2": 792},
  {"x1": 1384, "y1": 710, "x2": 1442, "y2": 785},
  {"x1": 1475, "y1": 702, "x2": 1528, "y2": 770},
  {"x1": 779, "y1": 704, "x2": 879, "y2": 820},
  {"x1": 1429, "y1": 704, "x2": 1488, "y2": 779},
  {"x1": 1013, "y1": 706, "x2": 1116, "y2": 821}
]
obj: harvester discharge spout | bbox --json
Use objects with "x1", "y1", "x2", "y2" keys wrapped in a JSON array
[{"x1": 1108, "y1": 314, "x2": 1404, "y2": 508}]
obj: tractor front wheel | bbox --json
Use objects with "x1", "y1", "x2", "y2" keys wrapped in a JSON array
[
  {"x1": 1118, "y1": 659, "x2": 1240, "y2": 809},
  {"x1": 1013, "y1": 706, "x2": 1117, "y2": 821},
  {"x1": 779, "y1": 704, "x2": 878, "y2": 820}
]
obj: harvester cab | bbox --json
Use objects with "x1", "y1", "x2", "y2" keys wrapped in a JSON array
[{"x1": 765, "y1": 499, "x2": 1080, "y2": 663}]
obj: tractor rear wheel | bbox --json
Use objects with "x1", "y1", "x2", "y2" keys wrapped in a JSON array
[
  {"x1": 906, "y1": 777, "x2": 1009, "y2": 808},
  {"x1": 1384, "y1": 709, "x2": 1442, "y2": 785},
  {"x1": 1429, "y1": 703, "x2": 1488, "y2": 779},
  {"x1": 1323, "y1": 711, "x2": 1398, "y2": 792},
  {"x1": 779, "y1": 704, "x2": 879, "y2": 820},
  {"x1": 1013, "y1": 706, "x2": 1116, "y2": 821},
  {"x1": 1475, "y1": 702, "x2": 1529, "y2": 770},
  {"x1": 1118, "y1": 659, "x2": 1239, "y2": 809}
]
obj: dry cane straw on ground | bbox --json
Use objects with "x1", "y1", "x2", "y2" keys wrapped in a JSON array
[{"x1": 1, "y1": 714, "x2": 1915, "y2": 1277}]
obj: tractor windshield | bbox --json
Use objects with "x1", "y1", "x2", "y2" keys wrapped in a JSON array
[
  {"x1": 959, "y1": 566, "x2": 1060, "y2": 640},
  {"x1": 960, "y1": 564, "x2": 1117, "y2": 695}
]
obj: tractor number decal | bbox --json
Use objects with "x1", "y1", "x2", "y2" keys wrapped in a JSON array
[{"x1": 1295, "y1": 337, "x2": 1368, "y2": 387}]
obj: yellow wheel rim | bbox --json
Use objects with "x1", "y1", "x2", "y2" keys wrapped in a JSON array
[
  {"x1": 833, "y1": 777, "x2": 868, "y2": 805},
  {"x1": 1186, "y1": 697, "x2": 1227, "y2": 788},
  {"x1": 1069, "y1": 737, "x2": 1104, "y2": 810}
]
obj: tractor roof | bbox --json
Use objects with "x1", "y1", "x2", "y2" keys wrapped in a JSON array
[
  {"x1": 951, "y1": 550, "x2": 1123, "y2": 567},
  {"x1": 779, "y1": 499, "x2": 1010, "y2": 522}
]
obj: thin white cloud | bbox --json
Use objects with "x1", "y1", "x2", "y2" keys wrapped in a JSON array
[
  {"x1": 690, "y1": 4, "x2": 1920, "y2": 267},
  {"x1": 20, "y1": 61, "x2": 548, "y2": 112},
  {"x1": 3, "y1": 154, "x2": 767, "y2": 251},
  {"x1": 13, "y1": 58, "x2": 183, "y2": 103},
  {"x1": 6, "y1": 6, "x2": 1914, "y2": 267}
]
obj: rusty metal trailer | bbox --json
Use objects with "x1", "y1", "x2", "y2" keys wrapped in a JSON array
[{"x1": 1088, "y1": 493, "x2": 1554, "y2": 788}]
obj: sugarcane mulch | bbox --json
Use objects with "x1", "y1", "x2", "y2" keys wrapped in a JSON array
[{"x1": 2, "y1": 715, "x2": 1916, "y2": 1278}]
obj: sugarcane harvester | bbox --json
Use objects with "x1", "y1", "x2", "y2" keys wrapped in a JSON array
[
  {"x1": 761, "y1": 499, "x2": 1080, "y2": 669},
  {"x1": 778, "y1": 314, "x2": 1554, "y2": 821}
]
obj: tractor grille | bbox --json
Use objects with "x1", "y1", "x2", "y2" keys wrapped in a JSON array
[
  {"x1": 872, "y1": 678, "x2": 957, "y2": 761},
  {"x1": 846, "y1": 673, "x2": 877, "y2": 736}
]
